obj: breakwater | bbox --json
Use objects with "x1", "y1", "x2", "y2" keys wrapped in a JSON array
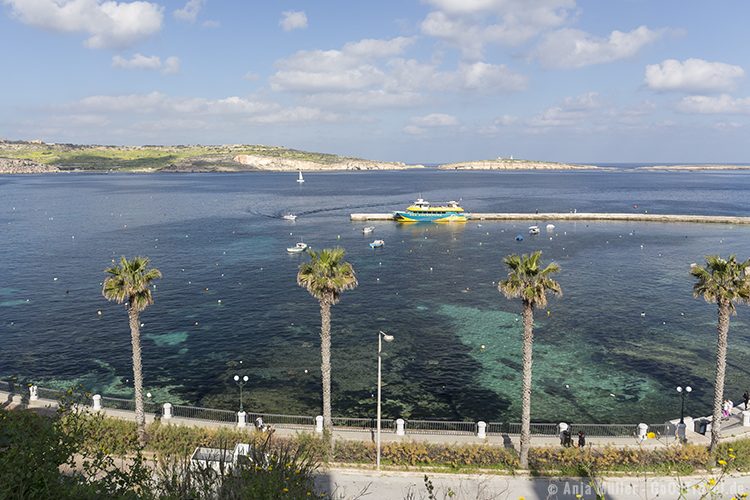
[{"x1": 350, "y1": 212, "x2": 750, "y2": 224}]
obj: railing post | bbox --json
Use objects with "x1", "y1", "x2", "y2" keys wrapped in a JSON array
[
  {"x1": 742, "y1": 411, "x2": 750, "y2": 427},
  {"x1": 29, "y1": 385, "x2": 38, "y2": 401},
  {"x1": 477, "y1": 421, "x2": 487, "y2": 439},
  {"x1": 237, "y1": 410, "x2": 247, "y2": 428},
  {"x1": 396, "y1": 418, "x2": 405, "y2": 436},
  {"x1": 163, "y1": 403, "x2": 173, "y2": 420},
  {"x1": 315, "y1": 415, "x2": 324, "y2": 433},
  {"x1": 92, "y1": 394, "x2": 102, "y2": 410},
  {"x1": 637, "y1": 423, "x2": 648, "y2": 441}
]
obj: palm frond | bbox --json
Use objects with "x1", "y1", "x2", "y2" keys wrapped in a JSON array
[
  {"x1": 691, "y1": 254, "x2": 750, "y2": 314},
  {"x1": 499, "y1": 250, "x2": 562, "y2": 308},
  {"x1": 297, "y1": 247, "x2": 358, "y2": 305},
  {"x1": 102, "y1": 256, "x2": 162, "y2": 312}
]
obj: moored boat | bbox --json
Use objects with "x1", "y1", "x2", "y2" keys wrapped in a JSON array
[
  {"x1": 393, "y1": 198, "x2": 468, "y2": 223},
  {"x1": 282, "y1": 214, "x2": 297, "y2": 221},
  {"x1": 287, "y1": 242, "x2": 308, "y2": 253},
  {"x1": 528, "y1": 225, "x2": 540, "y2": 235},
  {"x1": 362, "y1": 226, "x2": 375, "y2": 234},
  {"x1": 369, "y1": 239, "x2": 385, "y2": 248}
]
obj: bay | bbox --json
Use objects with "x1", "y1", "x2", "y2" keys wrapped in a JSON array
[{"x1": 1, "y1": 169, "x2": 749, "y2": 424}]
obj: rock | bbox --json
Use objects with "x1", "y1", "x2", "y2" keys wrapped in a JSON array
[
  {"x1": 0, "y1": 158, "x2": 59, "y2": 174},
  {"x1": 232, "y1": 154, "x2": 423, "y2": 171}
]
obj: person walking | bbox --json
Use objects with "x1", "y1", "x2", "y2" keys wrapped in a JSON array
[
  {"x1": 743, "y1": 391, "x2": 749, "y2": 411},
  {"x1": 578, "y1": 431, "x2": 586, "y2": 448}
]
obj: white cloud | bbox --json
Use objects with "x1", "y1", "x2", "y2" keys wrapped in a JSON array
[
  {"x1": 270, "y1": 36, "x2": 526, "y2": 106},
  {"x1": 412, "y1": 113, "x2": 459, "y2": 127},
  {"x1": 68, "y1": 91, "x2": 342, "y2": 124},
  {"x1": 3, "y1": 0, "x2": 163, "y2": 49},
  {"x1": 534, "y1": 26, "x2": 661, "y2": 69},
  {"x1": 458, "y1": 62, "x2": 527, "y2": 91},
  {"x1": 527, "y1": 92, "x2": 601, "y2": 128},
  {"x1": 173, "y1": 0, "x2": 203, "y2": 23},
  {"x1": 111, "y1": 54, "x2": 180, "y2": 74},
  {"x1": 201, "y1": 19, "x2": 219, "y2": 29},
  {"x1": 420, "y1": 0, "x2": 575, "y2": 59},
  {"x1": 270, "y1": 37, "x2": 414, "y2": 92},
  {"x1": 678, "y1": 94, "x2": 750, "y2": 114},
  {"x1": 280, "y1": 10, "x2": 307, "y2": 31},
  {"x1": 403, "y1": 125, "x2": 426, "y2": 135},
  {"x1": 112, "y1": 53, "x2": 161, "y2": 70},
  {"x1": 243, "y1": 72, "x2": 260, "y2": 81},
  {"x1": 645, "y1": 58, "x2": 744, "y2": 93}
]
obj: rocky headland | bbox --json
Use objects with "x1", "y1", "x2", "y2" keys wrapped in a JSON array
[
  {"x1": 636, "y1": 164, "x2": 750, "y2": 171},
  {"x1": 0, "y1": 157, "x2": 59, "y2": 174},
  {"x1": 438, "y1": 159, "x2": 602, "y2": 170},
  {"x1": 232, "y1": 154, "x2": 420, "y2": 171}
]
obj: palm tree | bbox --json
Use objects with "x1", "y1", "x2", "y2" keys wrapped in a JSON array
[
  {"x1": 691, "y1": 255, "x2": 750, "y2": 454},
  {"x1": 102, "y1": 256, "x2": 162, "y2": 445},
  {"x1": 297, "y1": 247, "x2": 358, "y2": 433},
  {"x1": 498, "y1": 250, "x2": 561, "y2": 469}
]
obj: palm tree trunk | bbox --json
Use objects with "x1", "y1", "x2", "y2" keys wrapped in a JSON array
[
  {"x1": 710, "y1": 301, "x2": 730, "y2": 454},
  {"x1": 319, "y1": 300, "x2": 333, "y2": 432},
  {"x1": 128, "y1": 307, "x2": 146, "y2": 446},
  {"x1": 519, "y1": 301, "x2": 534, "y2": 469}
]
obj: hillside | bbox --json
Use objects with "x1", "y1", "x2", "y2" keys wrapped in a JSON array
[{"x1": 0, "y1": 141, "x2": 422, "y2": 173}]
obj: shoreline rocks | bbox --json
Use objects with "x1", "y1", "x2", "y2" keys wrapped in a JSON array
[
  {"x1": 438, "y1": 159, "x2": 602, "y2": 170},
  {"x1": 0, "y1": 158, "x2": 59, "y2": 174},
  {"x1": 232, "y1": 154, "x2": 423, "y2": 171}
]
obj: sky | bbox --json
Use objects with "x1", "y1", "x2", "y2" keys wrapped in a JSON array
[{"x1": 1, "y1": 0, "x2": 749, "y2": 163}]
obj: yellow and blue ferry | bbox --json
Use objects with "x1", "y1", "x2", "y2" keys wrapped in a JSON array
[{"x1": 394, "y1": 198, "x2": 468, "y2": 223}]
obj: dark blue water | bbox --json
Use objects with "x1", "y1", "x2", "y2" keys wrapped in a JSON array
[{"x1": 2, "y1": 170, "x2": 750, "y2": 424}]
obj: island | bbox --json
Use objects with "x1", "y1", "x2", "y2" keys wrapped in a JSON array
[
  {"x1": 636, "y1": 165, "x2": 750, "y2": 171},
  {"x1": 0, "y1": 140, "x2": 423, "y2": 173},
  {"x1": 438, "y1": 158, "x2": 604, "y2": 170}
]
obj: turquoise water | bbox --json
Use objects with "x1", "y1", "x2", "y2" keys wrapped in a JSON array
[{"x1": 1, "y1": 170, "x2": 750, "y2": 423}]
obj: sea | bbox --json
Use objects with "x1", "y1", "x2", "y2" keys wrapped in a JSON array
[{"x1": 2, "y1": 167, "x2": 750, "y2": 425}]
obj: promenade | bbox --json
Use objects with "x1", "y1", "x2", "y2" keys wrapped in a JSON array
[{"x1": 7, "y1": 387, "x2": 750, "y2": 449}]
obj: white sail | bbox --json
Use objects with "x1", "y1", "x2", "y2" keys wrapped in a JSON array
[{"x1": 297, "y1": 171, "x2": 305, "y2": 183}]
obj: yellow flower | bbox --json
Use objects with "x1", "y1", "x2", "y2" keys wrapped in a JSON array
[
  {"x1": 708, "y1": 479, "x2": 717, "y2": 486},
  {"x1": 519, "y1": 497, "x2": 526, "y2": 500},
  {"x1": 646, "y1": 431, "x2": 656, "y2": 439},
  {"x1": 576, "y1": 495, "x2": 583, "y2": 499},
  {"x1": 719, "y1": 459, "x2": 728, "y2": 466}
]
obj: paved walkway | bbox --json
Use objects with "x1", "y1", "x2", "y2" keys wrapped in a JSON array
[
  {"x1": 4, "y1": 390, "x2": 748, "y2": 449},
  {"x1": 316, "y1": 468, "x2": 750, "y2": 499}
]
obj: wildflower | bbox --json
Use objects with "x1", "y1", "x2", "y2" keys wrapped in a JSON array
[
  {"x1": 708, "y1": 478, "x2": 717, "y2": 486},
  {"x1": 282, "y1": 488, "x2": 289, "y2": 493},
  {"x1": 719, "y1": 459, "x2": 727, "y2": 466},
  {"x1": 519, "y1": 497, "x2": 526, "y2": 500},
  {"x1": 576, "y1": 495, "x2": 583, "y2": 499},
  {"x1": 646, "y1": 431, "x2": 656, "y2": 439}
]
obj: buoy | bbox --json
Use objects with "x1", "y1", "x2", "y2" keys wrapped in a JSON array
[
  {"x1": 640, "y1": 312, "x2": 646, "y2": 317},
  {"x1": 217, "y1": 299, "x2": 222, "y2": 303},
  {"x1": 97, "y1": 310, "x2": 102, "y2": 315},
  {"x1": 480, "y1": 344, "x2": 486, "y2": 350}
]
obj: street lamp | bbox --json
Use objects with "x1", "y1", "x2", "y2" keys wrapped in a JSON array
[
  {"x1": 377, "y1": 330, "x2": 394, "y2": 470},
  {"x1": 676, "y1": 385, "x2": 692, "y2": 424},
  {"x1": 234, "y1": 374, "x2": 249, "y2": 412}
]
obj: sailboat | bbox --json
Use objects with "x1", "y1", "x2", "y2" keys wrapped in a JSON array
[{"x1": 297, "y1": 171, "x2": 305, "y2": 183}]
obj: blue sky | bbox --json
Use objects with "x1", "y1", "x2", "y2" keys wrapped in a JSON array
[{"x1": 1, "y1": 0, "x2": 749, "y2": 163}]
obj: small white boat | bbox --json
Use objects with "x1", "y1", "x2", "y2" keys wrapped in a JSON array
[
  {"x1": 282, "y1": 214, "x2": 297, "y2": 221},
  {"x1": 369, "y1": 239, "x2": 385, "y2": 248},
  {"x1": 362, "y1": 226, "x2": 375, "y2": 234},
  {"x1": 528, "y1": 225, "x2": 540, "y2": 235},
  {"x1": 297, "y1": 171, "x2": 305, "y2": 183},
  {"x1": 546, "y1": 223, "x2": 556, "y2": 231},
  {"x1": 287, "y1": 242, "x2": 308, "y2": 253}
]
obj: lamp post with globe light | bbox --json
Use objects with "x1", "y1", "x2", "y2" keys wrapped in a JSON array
[
  {"x1": 677, "y1": 385, "x2": 692, "y2": 424},
  {"x1": 377, "y1": 330, "x2": 394, "y2": 470},
  {"x1": 234, "y1": 374, "x2": 249, "y2": 412}
]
